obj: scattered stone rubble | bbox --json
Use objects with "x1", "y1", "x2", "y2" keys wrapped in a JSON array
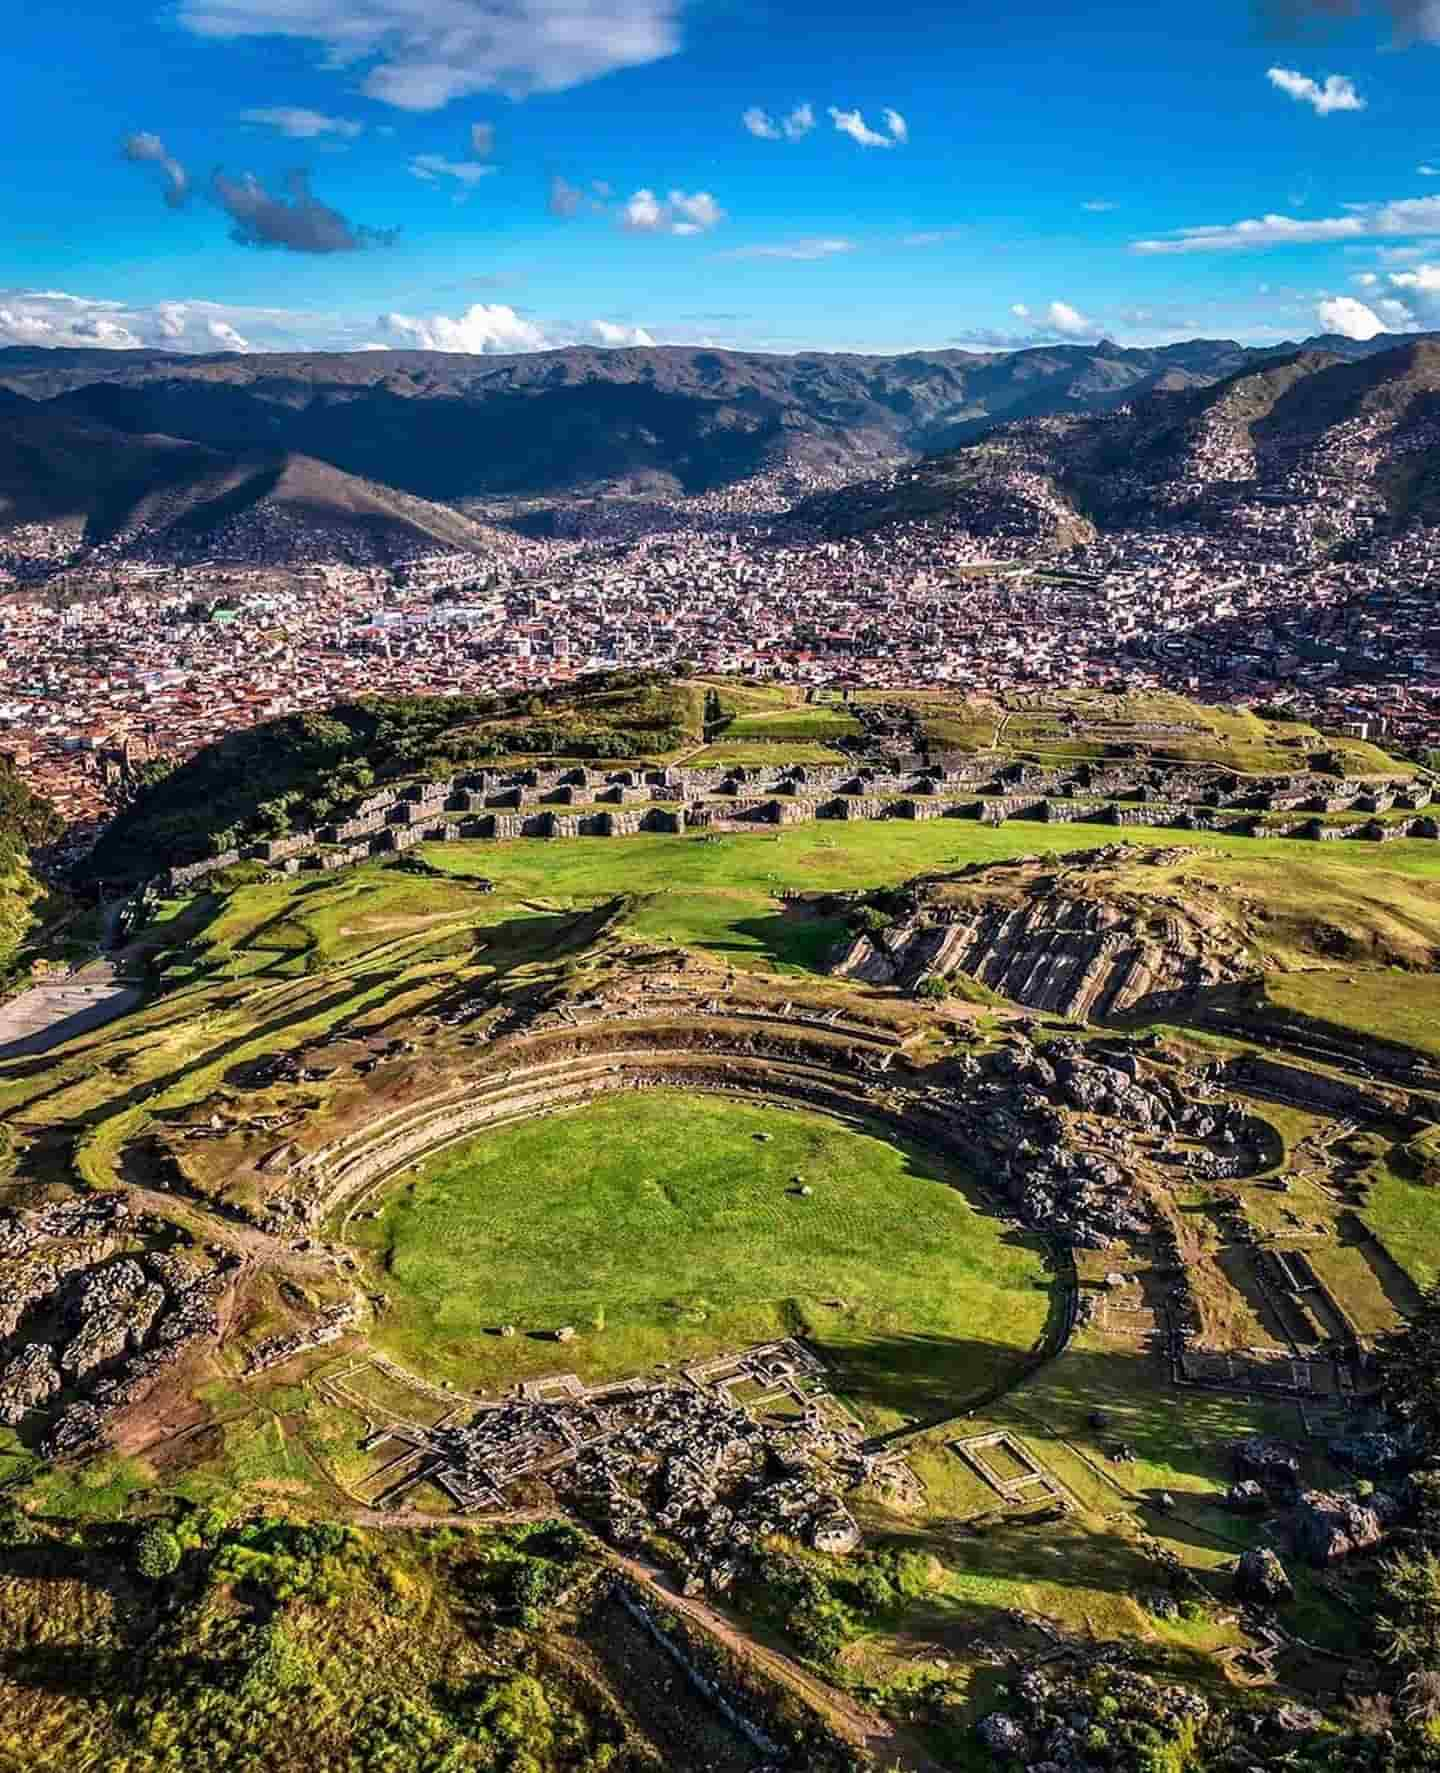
[
  {"x1": 977, "y1": 1664, "x2": 1210, "y2": 1769},
  {"x1": 0, "y1": 1191, "x2": 233, "y2": 1451},
  {"x1": 332, "y1": 1340, "x2": 886, "y2": 1588},
  {"x1": 244, "y1": 1301, "x2": 357, "y2": 1374}
]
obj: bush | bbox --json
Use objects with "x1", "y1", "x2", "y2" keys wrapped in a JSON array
[
  {"x1": 135, "y1": 1524, "x2": 182, "y2": 1580},
  {"x1": 855, "y1": 906, "x2": 896, "y2": 936}
]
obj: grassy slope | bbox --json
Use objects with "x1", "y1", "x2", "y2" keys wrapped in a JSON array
[
  {"x1": 421, "y1": 819, "x2": 1440, "y2": 977},
  {"x1": 855, "y1": 686, "x2": 1408, "y2": 776},
  {"x1": 0, "y1": 766, "x2": 63, "y2": 983},
  {"x1": 0, "y1": 1512, "x2": 691, "y2": 1773},
  {"x1": 355, "y1": 1093, "x2": 1051, "y2": 1429},
  {"x1": 90, "y1": 675, "x2": 705, "y2": 878}
]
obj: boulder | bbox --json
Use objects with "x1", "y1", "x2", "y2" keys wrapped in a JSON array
[
  {"x1": 1291, "y1": 1488, "x2": 1399, "y2": 1566},
  {"x1": 1329, "y1": 1431, "x2": 1405, "y2": 1476},
  {"x1": 1235, "y1": 1547, "x2": 1294, "y2": 1605},
  {"x1": 976, "y1": 1712, "x2": 1029, "y2": 1758}
]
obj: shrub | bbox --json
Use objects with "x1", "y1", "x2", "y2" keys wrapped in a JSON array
[{"x1": 135, "y1": 1524, "x2": 182, "y2": 1580}]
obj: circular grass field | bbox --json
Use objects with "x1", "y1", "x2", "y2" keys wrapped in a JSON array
[{"x1": 353, "y1": 1091, "x2": 1056, "y2": 1430}]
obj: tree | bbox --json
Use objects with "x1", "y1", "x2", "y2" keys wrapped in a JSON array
[
  {"x1": 1374, "y1": 1280, "x2": 1440, "y2": 1452},
  {"x1": 1376, "y1": 1549, "x2": 1440, "y2": 1671},
  {"x1": 134, "y1": 1523, "x2": 182, "y2": 1580}
]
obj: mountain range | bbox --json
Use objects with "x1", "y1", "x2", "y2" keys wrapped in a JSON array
[
  {"x1": 794, "y1": 336, "x2": 1440, "y2": 543},
  {"x1": 0, "y1": 386, "x2": 500, "y2": 568},
  {"x1": 0, "y1": 330, "x2": 1431, "y2": 569}
]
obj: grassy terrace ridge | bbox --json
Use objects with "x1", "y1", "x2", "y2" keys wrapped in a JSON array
[
  {"x1": 349, "y1": 1091, "x2": 1052, "y2": 1427},
  {"x1": 851, "y1": 685, "x2": 1412, "y2": 777}
]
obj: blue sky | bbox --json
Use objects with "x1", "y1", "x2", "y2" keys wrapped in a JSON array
[{"x1": 5, "y1": 0, "x2": 1440, "y2": 356}]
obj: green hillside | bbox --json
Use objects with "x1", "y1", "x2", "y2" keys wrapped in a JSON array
[
  {"x1": 90, "y1": 674, "x2": 705, "y2": 879},
  {"x1": 0, "y1": 764, "x2": 61, "y2": 980}
]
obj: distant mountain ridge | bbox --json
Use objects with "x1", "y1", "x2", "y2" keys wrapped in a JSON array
[
  {"x1": 0, "y1": 334, "x2": 1415, "y2": 511},
  {"x1": 792, "y1": 336, "x2": 1440, "y2": 542},
  {"x1": 0, "y1": 390, "x2": 502, "y2": 568},
  {"x1": 0, "y1": 332, "x2": 1433, "y2": 567}
]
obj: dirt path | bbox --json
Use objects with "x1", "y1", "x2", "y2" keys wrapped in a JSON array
[
  {"x1": 613, "y1": 1552, "x2": 950, "y2": 1773},
  {"x1": 119, "y1": 1180, "x2": 340, "y2": 1273}
]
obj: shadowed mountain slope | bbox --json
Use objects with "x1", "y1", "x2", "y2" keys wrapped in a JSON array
[
  {"x1": 0, "y1": 392, "x2": 497, "y2": 565},
  {"x1": 0, "y1": 334, "x2": 1411, "y2": 507}
]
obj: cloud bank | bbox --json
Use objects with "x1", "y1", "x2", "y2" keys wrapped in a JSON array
[{"x1": 1133, "y1": 193, "x2": 1440, "y2": 252}]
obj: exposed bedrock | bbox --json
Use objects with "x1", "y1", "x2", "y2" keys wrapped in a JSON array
[{"x1": 837, "y1": 893, "x2": 1250, "y2": 1021}]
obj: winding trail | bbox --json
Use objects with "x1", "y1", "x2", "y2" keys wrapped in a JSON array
[{"x1": 611, "y1": 1551, "x2": 951, "y2": 1773}]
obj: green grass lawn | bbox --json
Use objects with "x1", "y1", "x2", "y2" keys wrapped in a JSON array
[
  {"x1": 687, "y1": 741, "x2": 850, "y2": 767},
  {"x1": 1266, "y1": 969, "x2": 1440, "y2": 1058},
  {"x1": 720, "y1": 708, "x2": 864, "y2": 742},
  {"x1": 1366, "y1": 1160, "x2": 1440, "y2": 1293},
  {"x1": 422, "y1": 819, "x2": 1440, "y2": 973},
  {"x1": 355, "y1": 1092, "x2": 1053, "y2": 1428}
]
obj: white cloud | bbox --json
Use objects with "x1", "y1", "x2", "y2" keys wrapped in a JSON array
[
  {"x1": 1010, "y1": 302, "x2": 1031, "y2": 319},
  {"x1": 622, "y1": 189, "x2": 665, "y2": 230},
  {"x1": 469, "y1": 121, "x2": 495, "y2": 156},
  {"x1": 177, "y1": 0, "x2": 681, "y2": 109},
  {"x1": 0, "y1": 289, "x2": 306, "y2": 352},
  {"x1": 1316, "y1": 294, "x2": 1384, "y2": 338},
  {"x1": 1355, "y1": 271, "x2": 1380, "y2": 285},
  {"x1": 1266, "y1": 67, "x2": 1366, "y2": 115},
  {"x1": 1377, "y1": 296, "x2": 1420, "y2": 327},
  {"x1": 742, "y1": 102, "x2": 814, "y2": 142},
  {"x1": 206, "y1": 318, "x2": 252, "y2": 351},
  {"x1": 408, "y1": 152, "x2": 497, "y2": 189},
  {"x1": 717, "y1": 237, "x2": 855, "y2": 261},
  {"x1": 380, "y1": 302, "x2": 550, "y2": 352},
  {"x1": 1133, "y1": 194, "x2": 1440, "y2": 254},
  {"x1": 1081, "y1": 199, "x2": 1117, "y2": 212},
  {"x1": 591, "y1": 319, "x2": 656, "y2": 345},
  {"x1": 1390, "y1": 261, "x2": 1440, "y2": 291},
  {"x1": 828, "y1": 106, "x2": 906, "y2": 149},
  {"x1": 783, "y1": 102, "x2": 815, "y2": 140},
  {"x1": 1420, "y1": 162, "x2": 1440, "y2": 176},
  {"x1": 621, "y1": 188, "x2": 723, "y2": 235},
  {"x1": 239, "y1": 106, "x2": 363, "y2": 138},
  {"x1": 1045, "y1": 300, "x2": 1092, "y2": 336}
]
